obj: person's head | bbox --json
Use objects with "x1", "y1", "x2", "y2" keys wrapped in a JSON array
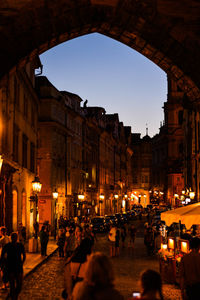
[
  {"x1": 11, "y1": 232, "x2": 18, "y2": 243},
  {"x1": 72, "y1": 237, "x2": 93, "y2": 263},
  {"x1": 140, "y1": 269, "x2": 163, "y2": 300},
  {"x1": 84, "y1": 252, "x2": 114, "y2": 287},
  {"x1": 0, "y1": 226, "x2": 6, "y2": 236},
  {"x1": 189, "y1": 237, "x2": 200, "y2": 250},
  {"x1": 41, "y1": 225, "x2": 45, "y2": 231}
]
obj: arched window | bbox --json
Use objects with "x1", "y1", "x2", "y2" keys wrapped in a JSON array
[
  {"x1": 22, "y1": 191, "x2": 26, "y2": 227},
  {"x1": 12, "y1": 190, "x2": 18, "y2": 231}
]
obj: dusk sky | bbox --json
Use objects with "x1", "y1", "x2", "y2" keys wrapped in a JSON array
[{"x1": 40, "y1": 33, "x2": 167, "y2": 137}]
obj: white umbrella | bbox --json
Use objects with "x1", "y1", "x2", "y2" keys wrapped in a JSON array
[{"x1": 161, "y1": 202, "x2": 200, "y2": 229}]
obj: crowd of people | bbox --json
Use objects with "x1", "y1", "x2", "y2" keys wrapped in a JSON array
[{"x1": 1, "y1": 212, "x2": 200, "y2": 300}]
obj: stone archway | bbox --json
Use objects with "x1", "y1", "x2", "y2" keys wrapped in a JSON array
[{"x1": 0, "y1": 0, "x2": 200, "y2": 100}]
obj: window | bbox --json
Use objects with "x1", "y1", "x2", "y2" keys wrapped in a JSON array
[
  {"x1": 22, "y1": 134, "x2": 28, "y2": 168},
  {"x1": 31, "y1": 105, "x2": 35, "y2": 127},
  {"x1": 13, "y1": 124, "x2": 19, "y2": 162},
  {"x1": 14, "y1": 77, "x2": 20, "y2": 107},
  {"x1": 179, "y1": 143, "x2": 183, "y2": 154},
  {"x1": 178, "y1": 110, "x2": 183, "y2": 125},
  {"x1": 24, "y1": 95, "x2": 28, "y2": 118},
  {"x1": 30, "y1": 142, "x2": 35, "y2": 172}
]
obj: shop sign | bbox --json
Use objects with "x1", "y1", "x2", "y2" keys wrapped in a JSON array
[{"x1": 39, "y1": 199, "x2": 46, "y2": 204}]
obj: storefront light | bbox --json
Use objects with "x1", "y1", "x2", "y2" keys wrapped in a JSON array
[
  {"x1": 78, "y1": 193, "x2": 85, "y2": 200},
  {"x1": 122, "y1": 200, "x2": 126, "y2": 208}
]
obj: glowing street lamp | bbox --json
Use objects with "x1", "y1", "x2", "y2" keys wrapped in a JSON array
[
  {"x1": 31, "y1": 176, "x2": 42, "y2": 239},
  {"x1": 189, "y1": 191, "x2": 195, "y2": 200},
  {"x1": 99, "y1": 193, "x2": 105, "y2": 200},
  {"x1": 114, "y1": 193, "x2": 119, "y2": 199},
  {"x1": 32, "y1": 176, "x2": 42, "y2": 193},
  {"x1": 78, "y1": 193, "x2": 85, "y2": 200},
  {"x1": 52, "y1": 189, "x2": 58, "y2": 200}
]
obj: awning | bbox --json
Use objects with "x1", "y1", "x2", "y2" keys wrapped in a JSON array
[{"x1": 161, "y1": 202, "x2": 200, "y2": 229}]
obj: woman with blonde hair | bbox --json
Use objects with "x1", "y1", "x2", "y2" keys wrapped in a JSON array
[{"x1": 72, "y1": 252, "x2": 124, "y2": 300}]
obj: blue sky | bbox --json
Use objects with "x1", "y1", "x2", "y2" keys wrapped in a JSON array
[{"x1": 40, "y1": 33, "x2": 167, "y2": 137}]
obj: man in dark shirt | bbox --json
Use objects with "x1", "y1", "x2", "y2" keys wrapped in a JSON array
[
  {"x1": 1, "y1": 232, "x2": 26, "y2": 300},
  {"x1": 179, "y1": 237, "x2": 200, "y2": 300}
]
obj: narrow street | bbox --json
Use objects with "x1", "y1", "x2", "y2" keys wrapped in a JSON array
[{"x1": 16, "y1": 219, "x2": 182, "y2": 300}]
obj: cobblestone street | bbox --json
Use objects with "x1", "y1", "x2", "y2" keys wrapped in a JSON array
[{"x1": 17, "y1": 221, "x2": 182, "y2": 300}]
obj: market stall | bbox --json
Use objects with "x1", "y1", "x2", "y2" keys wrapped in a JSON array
[
  {"x1": 158, "y1": 204, "x2": 200, "y2": 284},
  {"x1": 158, "y1": 237, "x2": 190, "y2": 284}
]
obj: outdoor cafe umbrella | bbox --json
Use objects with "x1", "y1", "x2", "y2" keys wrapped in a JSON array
[{"x1": 161, "y1": 202, "x2": 200, "y2": 229}]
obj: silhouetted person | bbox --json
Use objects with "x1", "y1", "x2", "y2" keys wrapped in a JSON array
[
  {"x1": 180, "y1": 237, "x2": 200, "y2": 300},
  {"x1": 39, "y1": 225, "x2": 49, "y2": 256},
  {"x1": 0, "y1": 232, "x2": 26, "y2": 300}
]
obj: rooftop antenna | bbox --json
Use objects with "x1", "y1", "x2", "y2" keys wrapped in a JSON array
[{"x1": 146, "y1": 123, "x2": 148, "y2": 136}]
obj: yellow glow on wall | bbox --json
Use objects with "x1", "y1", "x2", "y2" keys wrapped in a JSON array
[
  {"x1": 168, "y1": 238, "x2": 174, "y2": 249},
  {"x1": 181, "y1": 241, "x2": 188, "y2": 253}
]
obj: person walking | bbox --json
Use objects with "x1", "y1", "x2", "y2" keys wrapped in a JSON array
[
  {"x1": 63, "y1": 237, "x2": 93, "y2": 299},
  {"x1": 0, "y1": 227, "x2": 10, "y2": 290},
  {"x1": 64, "y1": 227, "x2": 75, "y2": 258},
  {"x1": 39, "y1": 225, "x2": 49, "y2": 256},
  {"x1": 115, "y1": 226, "x2": 120, "y2": 256},
  {"x1": 0, "y1": 232, "x2": 26, "y2": 300},
  {"x1": 179, "y1": 237, "x2": 200, "y2": 300},
  {"x1": 128, "y1": 224, "x2": 137, "y2": 255},
  {"x1": 121, "y1": 224, "x2": 126, "y2": 248},
  {"x1": 108, "y1": 224, "x2": 117, "y2": 257},
  {"x1": 57, "y1": 228, "x2": 66, "y2": 258},
  {"x1": 144, "y1": 227, "x2": 154, "y2": 256},
  {"x1": 72, "y1": 252, "x2": 124, "y2": 300},
  {"x1": 17, "y1": 223, "x2": 26, "y2": 245}
]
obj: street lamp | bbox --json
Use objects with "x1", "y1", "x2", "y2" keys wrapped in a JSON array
[
  {"x1": 32, "y1": 176, "x2": 42, "y2": 238},
  {"x1": 52, "y1": 189, "x2": 58, "y2": 240},
  {"x1": 189, "y1": 191, "x2": 195, "y2": 200},
  {"x1": 78, "y1": 193, "x2": 85, "y2": 200},
  {"x1": 52, "y1": 189, "x2": 58, "y2": 200},
  {"x1": 99, "y1": 193, "x2": 105, "y2": 200},
  {"x1": 114, "y1": 193, "x2": 119, "y2": 199}
]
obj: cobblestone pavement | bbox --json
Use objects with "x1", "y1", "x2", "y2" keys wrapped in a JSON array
[{"x1": 17, "y1": 220, "x2": 182, "y2": 300}]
